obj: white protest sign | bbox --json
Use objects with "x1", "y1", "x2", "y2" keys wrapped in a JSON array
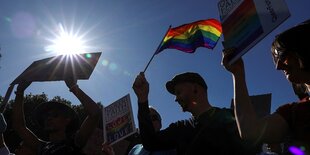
[
  {"x1": 218, "y1": 0, "x2": 290, "y2": 64},
  {"x1": 103, "y1": 94, "x2": 136, "y2": 145}
]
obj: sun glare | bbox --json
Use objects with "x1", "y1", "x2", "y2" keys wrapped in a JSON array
[{"x1": 45, "y1": 24, "x2": 87, "y2": 55}]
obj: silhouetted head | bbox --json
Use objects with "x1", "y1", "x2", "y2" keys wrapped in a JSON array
[
  {"x1": 271, "y1": 19, "x2": 310, "y2": 71},
  {"x1": 34, "y1": 101, "x2": 79, "y2": 135},
  {"x1": 166, "y1": 72, "x2": 208, "y2": 112},
  {"x1": 166, "y1": 72, "x2": 207, "y2": 95},
  {"x1": 149, "y1": 107, "x2": 162, "y2": 131}
]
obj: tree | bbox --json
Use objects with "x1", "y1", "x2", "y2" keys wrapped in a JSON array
[
  {"x1": 0, "y1": 45, "x2": 2, "y2": 68},
  {"x1": 0, "y1": 51, "x2": 2, "y2": 69},
  {"x1": 0, "y1": 92, "x2": 102, "y2": 152}
]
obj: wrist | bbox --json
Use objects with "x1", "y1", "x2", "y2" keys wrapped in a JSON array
[
  {"x1": 14, "y1": 91, "x2": 24, "y2": 96},
  {"x1": 137, "y1": 96, "x2": 148, "y2": 103},
  {"x1": 69, "y1": 84, "x2": 79, "y2": 92}
]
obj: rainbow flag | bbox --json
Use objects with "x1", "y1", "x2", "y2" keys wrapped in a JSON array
[{"x1": 155, "y1": 19, "x2": 222, "y2": 54}]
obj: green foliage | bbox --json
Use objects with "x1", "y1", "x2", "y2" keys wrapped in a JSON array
[
  {"x1": 2, "y1": 92, "x2": 100, "y2": 152},
  {"x1": 50, "y1": 96, "x2": 72, "y2": 105}
]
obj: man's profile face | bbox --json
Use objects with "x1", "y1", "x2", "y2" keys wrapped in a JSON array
[{"x1": 174, "y1": 82, "x2": 196, "y2": 112}]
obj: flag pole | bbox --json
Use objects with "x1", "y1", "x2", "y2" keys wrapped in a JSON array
[{"x1": 143, "y1": 25, "x2": 172, "y2": 73}]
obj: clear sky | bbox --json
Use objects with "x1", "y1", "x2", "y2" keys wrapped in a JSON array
[{"x1": 0, "y1": 0, "x2": 309, "y2": 128}]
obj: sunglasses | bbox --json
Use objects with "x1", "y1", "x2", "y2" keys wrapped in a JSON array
[
  {"x1": 150, "y1": 114, "x2": 161, "y2": 122},
  {"x1": 272, "y1": 49, "x2": 288, "y2": 64}
]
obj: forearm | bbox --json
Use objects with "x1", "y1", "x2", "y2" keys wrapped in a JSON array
[
  {"x1": 12, "y1": 92, "x2": 27, "y2": 130},
  {"x1": 70, "y1": 85, "x2": 100, "y2": 116},
  {"x1": 137, "y1": 101, "x2": 170, "y2": 150},
  {"x1": 69, "y1": 85, "x2": 100, "y2": 147},
  {"x1": 233, "y1": 72, "x2": 260, "y2": 140},
  {"x1": 138, "y1": 101, "x2": 156, "y2": 148},
  {"x1": 12, "y1": 92, "x2": 39, "y2": 150}
]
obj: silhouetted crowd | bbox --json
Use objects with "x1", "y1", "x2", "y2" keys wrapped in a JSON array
[{"x1": 0, "y1": 19, "x2": 309, "y2": 155}]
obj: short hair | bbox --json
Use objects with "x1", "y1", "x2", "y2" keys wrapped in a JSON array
[{"x1": 271, "y1": 19, "x2": 310, "y2": 71}]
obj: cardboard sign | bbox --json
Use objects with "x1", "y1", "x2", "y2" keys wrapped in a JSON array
[
  {"x1": 231, "y1": 93, "x2": 272, "y2": 118},
  {"x1": 218, "y1": 0, "x2": 290, "y2": 64},
  {"x1": 0, "y1": 52, "x2": 101, "y2": 113},
  {"x1": 11, "y1": 52, "x2": 102, "y2": 84},
  {"x1": 103, "y1": 94, "x2": 136, "y2": 145}
]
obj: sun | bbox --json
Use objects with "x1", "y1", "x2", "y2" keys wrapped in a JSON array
[{"x1": 45, "y1": 24, "x2": 87, "y2": 55}]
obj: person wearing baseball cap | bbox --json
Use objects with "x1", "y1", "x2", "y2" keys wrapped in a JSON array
[
  {"x1": 165, "y1": 72, "x2": 208, "y2": 113},
  {"x1": 132, "y1": 72, "x2": 259, "y2": 155}
]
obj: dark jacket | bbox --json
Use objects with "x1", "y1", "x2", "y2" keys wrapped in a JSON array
[{"x1": 138, "y1": 101, "x2": 259, "y2": 155}]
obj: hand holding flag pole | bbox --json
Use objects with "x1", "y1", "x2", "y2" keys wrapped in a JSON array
[{"x1": 143, "y1": 25, "x2": 172, "y2": 73}]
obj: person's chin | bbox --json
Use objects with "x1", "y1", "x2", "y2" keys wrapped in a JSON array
[
  {"x1": 285, "y1": 73, "x2": 294, "y2": 81},
  {"x1": 287, "y1": 75, "x2": 300, "y2": 83},
  {"x1": 181, "y1": 106, "x2": 189, "y2": 112}
]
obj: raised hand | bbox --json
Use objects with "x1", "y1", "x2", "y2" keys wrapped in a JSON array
[
  {"x1": 132, "y1": 72, "x2": 149, "y2": 103},
  {"x1": 65, "y1": 77, "x2": 78, "y2": 90},
  {"x1": 221, "y1": 48, "x2": 245, "y2": 75},
  {"x1": 16, "y1": 81, "x2": 32, "y2": 93},
  {"x1": 101, "y1": 142, "x2": 115, "y2": 155}
]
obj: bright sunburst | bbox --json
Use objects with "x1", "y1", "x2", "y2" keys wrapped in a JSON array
[{"x1": 45, "y1": 24, "x2": 87, "y2": 55}]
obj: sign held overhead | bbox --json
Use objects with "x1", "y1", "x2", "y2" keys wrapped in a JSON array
[
  {"x1": 11, "y1": 52, "x2": 102, "y2": 84},
  {"x1": 218, "y1": 0, "x2": 290, "y2": 64}
]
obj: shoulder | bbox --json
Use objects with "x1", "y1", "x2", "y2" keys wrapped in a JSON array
[
  {"x1": 216, "y1": 107, "x2": 233, "y2": 115},
  {"x1": 39, "y1": 139, "x2": 84, "y2": 155},
  {"x1": 274, "y1": 100, "x2": 310, "y2": 127},
  {"x1": 212, "y1": 107, "x2": 235, "y2": 123},
  {"x1": 276, "y1": 102, "x2": 295, "y2": 112},
  {"x1": 275, "y1": 102, "x2": 297, "y2": 121},
  {"x1": 169, "y1": 118, "x2": 195, "y2": 128}
]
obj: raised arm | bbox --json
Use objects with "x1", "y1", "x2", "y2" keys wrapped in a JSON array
[
  {"x1": 132, "y1": 72, "x2": 175, "y2": 150},
  {"x1": 0, "y1": 113, "x2": 10, "y2": 154},
  {"x1": 12, "y1": 82, "x2": 41, "y2": 151},
  {"x1": 222, "y1": 49, "x2": 288, "y2": 143},
  {"x1": 132, "y1": 72, "x2": 154, "y2": 146},
  {"x1": 65, "y1": 78, "x2": 101, "y2": 147}
]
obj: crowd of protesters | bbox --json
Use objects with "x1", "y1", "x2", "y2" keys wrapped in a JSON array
[{"x1": 0, "y1": 19, "x2": 309, "y2": 155}]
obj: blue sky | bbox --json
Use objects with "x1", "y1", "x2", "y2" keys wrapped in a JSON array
[{"x1": 0, "y1": 0, "x2": 309, "y2": 128}]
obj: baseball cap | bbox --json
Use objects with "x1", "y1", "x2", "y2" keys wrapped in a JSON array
[{"x1": 166, "y1": 72, "x2": 208, "y2": 95}]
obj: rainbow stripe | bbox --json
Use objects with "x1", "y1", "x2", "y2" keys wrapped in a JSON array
[
  {"x1": 156, "y1": 19, "x2": 222, "y2": 54},
  {"x1": 221, "y1": 0, "x2": 263, "y2": 54}
]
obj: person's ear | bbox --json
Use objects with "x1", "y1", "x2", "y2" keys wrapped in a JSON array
[
  {"x1": 194, "y1": 89, "x2": 197, "y2": 94},
  {"x1": 193, "y1": 85, "x2": 198, "y2": 94}
]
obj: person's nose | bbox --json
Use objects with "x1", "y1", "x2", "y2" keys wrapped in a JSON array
[{"x1": 174, "y1": 96, "x2": 179, "y2": 102}]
